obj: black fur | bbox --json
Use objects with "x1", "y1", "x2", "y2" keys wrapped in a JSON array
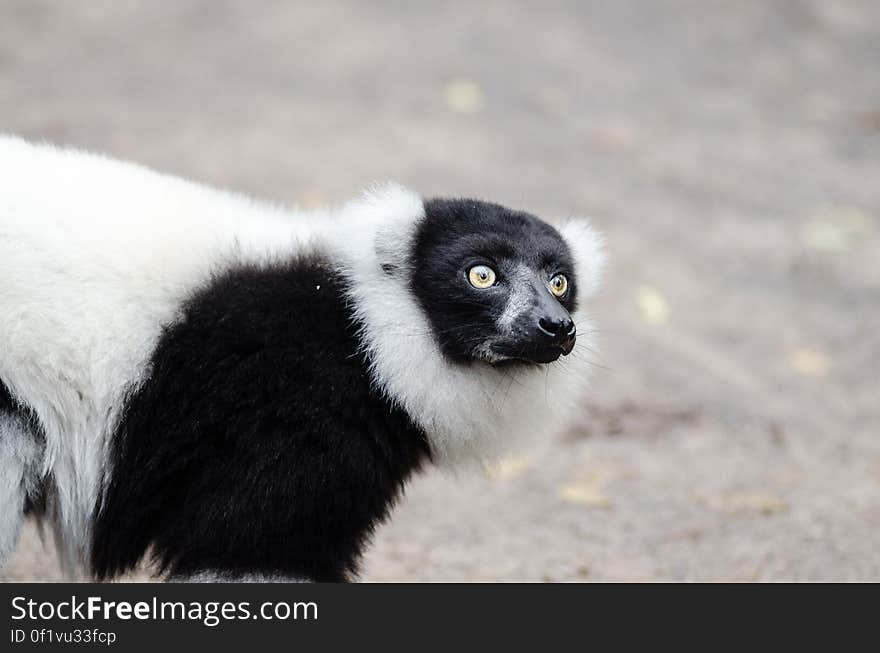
[
  {"x1": 23, "y1": 479, "x2": 48, "y2": 518},
  {"x1": 0, "y1": 380, "x2": 15, "y2": 415},
  {"x1": 413, "y1": 199, "x2": 578, "y2": 363},
  {"x1": 0, "y1": 380, "x2": 47, "y2": 517},
  {"x1": 0, "y1": 379, "x2": 43, "y2": 433},
  {"x1": 92, "y1": 258, "x2": 430, "y2": 581}
]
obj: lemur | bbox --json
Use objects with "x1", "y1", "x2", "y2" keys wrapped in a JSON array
[{"x1": 0, "y1": 136, "x2": 604, "y2": 581}]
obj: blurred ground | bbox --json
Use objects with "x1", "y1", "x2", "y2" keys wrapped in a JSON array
[{"x1": 1, "y1": 0, "x2": 879, "y2": 581}]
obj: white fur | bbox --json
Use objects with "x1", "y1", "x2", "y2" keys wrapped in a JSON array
[
  {"x1": 0, "y1": 136, "x2": 324, "y2": 570},
  {"x1": 0, "y1": 415, "x2": 41, "y2": 563},
  {"x1": 0, "y1": 136, "x2": 604, "y2": 576}
]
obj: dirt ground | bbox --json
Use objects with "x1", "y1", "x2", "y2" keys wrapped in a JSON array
[{"x1": 1, "y1": 1, "x2": 878, "y2": 582}]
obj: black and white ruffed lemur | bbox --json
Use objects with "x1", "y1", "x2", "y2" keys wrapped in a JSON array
[{"x1": 0, "y1": 136, "x2": 604, "y2": 581}]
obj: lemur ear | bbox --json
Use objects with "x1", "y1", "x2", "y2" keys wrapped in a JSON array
[
  {"x1": 374, "y1": 225, "x2": 412, "y2": 278},
  {"x1": 558, "y1": 218, "x2": 606, "y2": 297},
  {"x1": 335, "y1": 183, "x2": 425, "y2": 280},
  {"x1": 363, "y1": 184, "x2": 423, "y2": 278}
]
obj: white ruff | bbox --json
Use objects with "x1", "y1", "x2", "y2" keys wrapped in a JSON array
[{"x1": 331, "y1": 186, "x2": 605, "y2": 466}]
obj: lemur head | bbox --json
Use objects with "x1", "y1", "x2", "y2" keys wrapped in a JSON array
[{"x1": 411, "y1": 198, "x2": 582, "y2": 366}]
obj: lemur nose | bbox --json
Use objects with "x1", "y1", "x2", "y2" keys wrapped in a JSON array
[{"x1": 538, "y1": 316, "x2": 576, "y2": 341}]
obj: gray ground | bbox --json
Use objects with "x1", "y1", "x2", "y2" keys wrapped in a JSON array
[{"x1": 1, "y1": 0, "x2": 878, "y2": 582}]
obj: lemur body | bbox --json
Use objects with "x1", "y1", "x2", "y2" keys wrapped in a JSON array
[{"x1": 0, "y1": 136, "x2": 604, "y2": 581}]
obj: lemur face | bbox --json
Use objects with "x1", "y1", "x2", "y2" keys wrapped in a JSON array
[{"x1": 412, "y1": 198, "x2": 579, "y2": 366}]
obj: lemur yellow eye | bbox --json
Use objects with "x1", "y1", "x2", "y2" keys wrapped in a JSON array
[
  {"x1": 468, "y1": 265, "x2": 497, "y2": 289},
  {"x1": 549, "y1": 274, "x2": 568, "y2": 297}
]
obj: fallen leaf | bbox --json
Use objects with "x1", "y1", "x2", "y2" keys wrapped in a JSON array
[
  {"x1": 789, "y1": 348, "x2": 831, "y2": 377},
  {"x1": 443, "y1": 78, "x2": 484, "y2": 114},
  {"x1": 802, "y1": 206, "x2": 875, "y2": 252},
  {"x1": 636, "y1": 285, "x2": 670, "y2": 325},
  {"x1": 559, "y1": 470, "x2": 614, "y2": 508},
  {"x1": 486, "y1": 456, "x2": 530, "y2": 480},
  {"x1": 559, "y1": 483, "x2": 608, "y2": 507},
  {"x1": 706, "y1": 492, "x2": 787, "y2": 515}
]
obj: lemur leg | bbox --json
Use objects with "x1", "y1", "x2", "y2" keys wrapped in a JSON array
[{"x1": 0, "y1": 414, "x2": 42, "y2": 567}]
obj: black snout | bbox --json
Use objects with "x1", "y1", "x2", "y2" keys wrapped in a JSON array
[
  {"x1": 508, "y1": 286, "x2": 577, "y2": 363},
  {"x1": 488, "y1": 282, "x2": 578, "y2": 365},
  {"x1": 497, "y1": 302, "x2": 576, "y2": 364},
  {"x1": 538, "y1": 315, "x2": 575, "y2": 341},
  {"x1": 535, "y1": 313, "x2": 576, "y2": 355}
]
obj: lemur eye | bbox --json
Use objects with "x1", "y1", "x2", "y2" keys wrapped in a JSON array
[
  {"x1": 549, "y1": 274, "x2": 568, "y2": 297},
  {"x1": 468, "y1": 265, "x2": 497, "y2": 289}
]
